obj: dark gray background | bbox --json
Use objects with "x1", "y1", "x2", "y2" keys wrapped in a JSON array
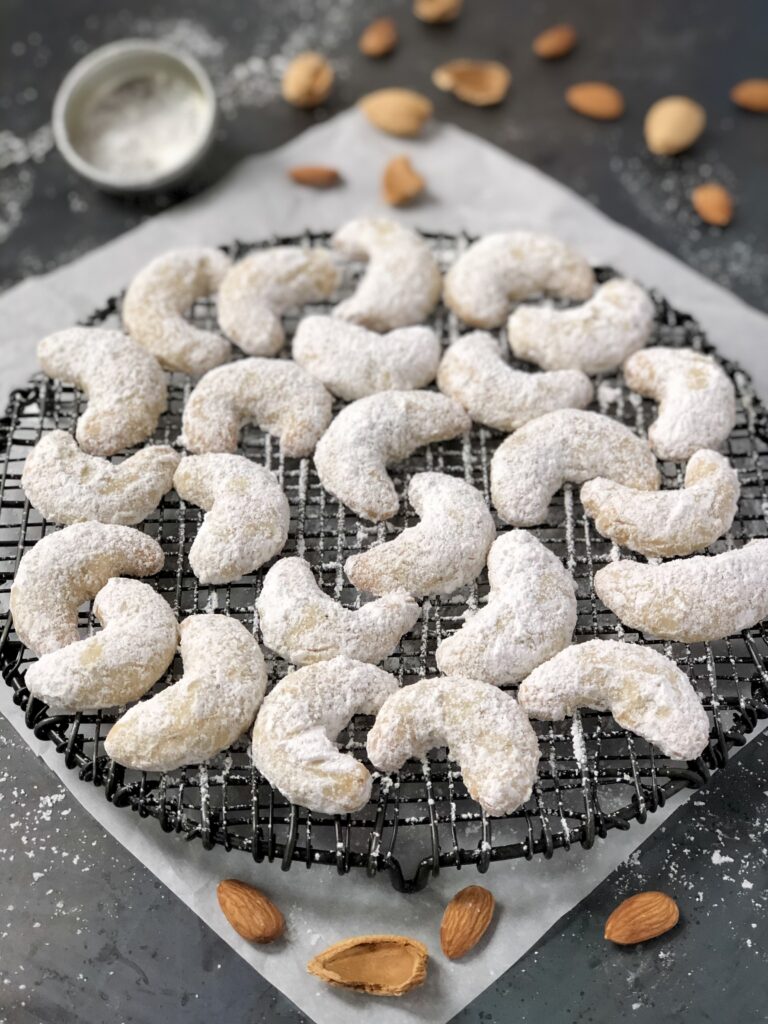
[{"x1": 1, "y1": 1, "x2": 767, "y2": 1022}]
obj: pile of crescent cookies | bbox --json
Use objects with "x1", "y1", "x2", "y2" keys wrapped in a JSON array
[{"x1": 11, "y1": 216, "x2": 759, "y2": 820}]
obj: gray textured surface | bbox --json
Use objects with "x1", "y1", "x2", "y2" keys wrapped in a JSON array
[{"x1": 1, "y1": 1, "x2": 768, "y2": 1022}]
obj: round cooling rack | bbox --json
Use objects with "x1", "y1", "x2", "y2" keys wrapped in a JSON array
[{"x1": 1, "y1": 231, "x2": 768, "y2": 893}]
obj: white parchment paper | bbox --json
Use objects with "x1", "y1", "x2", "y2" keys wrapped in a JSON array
[{"x1": 1, "y1": 109, "x2": 767, "y2": 1024}]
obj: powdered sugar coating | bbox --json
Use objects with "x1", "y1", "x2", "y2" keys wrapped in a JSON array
[
  {"x1": 122, "y1": 247, "x2": 232, "y2": 376},
  {"x1": 507, "y1": 278, "x2": 655, "y2": 374},
  {"x1": 218, "y1": 247, "x2": 340, "y2": 356},
  {"x1": 367, "y1": 676, "x2": 540, "y2": 817},
  {"x1": 256, "y1": 557, "x2": 420, "y2": 666},
  {"x1": 444, "y1": 231, "x2": 594, "y2": 329},
  {"x1": 623, "y1": 346, "x2": 736, "y2": 460},
  {"x1": 491, "y1": 409, "x2": 660, "y2": 527},
  {"x1": 332, "y1": 217, "x2": 442, "y2": 330},
  {"x1": 22, "y1": 431, "x2": 180, "y2": 526},
  {"x1": 437, "y1": 331, "x2": 593, "y2": 432},
  {"x1": 38, "y1": 328, "x2": 167, "y2": 456},
  {"x1": 436, "y1": 531, "x2": 576, "y2": 685},
  {"x1": 292, "y1": 315, "x2": 441, "y2": 400},
  {"x1": 173, "y1": 454, "x2": 289, "y2": 585},
  {"x1": 251, "y1": 655, "x2": 399, "y2": 814},
  {"x1": 314, "y1": 391, "x2": 470, "y2": 522},
  {"x1": 25, "y1": 578, "x2": 178, "y2": 712},
  {"x1": 345, "y1": 472, "x2": 496, "y2": 597},
  {"x1": 581, "y1": 449, "x2": 739, "y2": 558},
  {"x1": 105, "y1": 615, "x2": 267, "y2": 772},
  {"x1": 594, "y1": 539, "x2": 768, "y2": 642},
  {"x1": 518, "y1": 639, "x2": 710, "y2": 761},
  {"x1": 10, "y1": 522, "x2": 164, "y2": 656},
  {"x1": 181, "y1": 357, "x2": 333, "y2": 458}
]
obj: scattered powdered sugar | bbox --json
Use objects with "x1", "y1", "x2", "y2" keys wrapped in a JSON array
[{"x1": 0, "y1": 125, "x2": 53, "y2": 171}]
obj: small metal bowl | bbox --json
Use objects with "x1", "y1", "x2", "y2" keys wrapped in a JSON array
[{"x1": 52, "y1": 39, "x2": 217, "y2": 193}]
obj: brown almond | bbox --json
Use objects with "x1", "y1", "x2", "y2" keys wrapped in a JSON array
[
  {"x1": 281, "y1": 51, "x2": 334, "y2": 109},
  {"x1": 440, "y1": 885, "x2": 495, "y2": 960},
  {"x1": 289, "y1": 165, "x2": 342, "y2": 188},
  {"x1": 359, "y1": 88, "x2": 433, "y2": 137},
  {"x1": 414, "y1": 0, "x2": 463, "y2": 23},
  {"x1": 692, "y1": 183, "x2": 734, "y2": 226},
  {"x1": 359, "y1": 17, "x2": 399, "y2": 58},
  {"x1": 644, "y1": 95, "x2": 706, "y2": 155},
  {"x1": 566, "y1": 82, "x2": 625, "y2": 121},
  {"x1": 730, "y1": 78, "x2": 768, "y2": 113},
  {"x1": 604, "y1": 891, "x2": 679, "y2": 945},
  {"x1": 217, "y1": 879, "x2": 284, "y2": 944},
  {"x1": 432, "y1": 60, "x2": 511, "y2": 107},
  {"x1": 533, "y1": 23, "x2": 578, "y2": 60},
  {"x1": 307, "y1": 934, "x2": 428, "y2": 996},
  {"x1": 382, "y1": 155, "x2": 425, "y2": 206}
]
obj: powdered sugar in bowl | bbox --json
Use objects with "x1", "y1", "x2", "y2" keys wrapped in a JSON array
[{"x1": 53, "y1": 40, "x2": 216, "y2": 193}]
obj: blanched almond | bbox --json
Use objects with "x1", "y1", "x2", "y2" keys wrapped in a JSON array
[
  {"x1": 359, "y1": 88, "x2": 433, "y2": 137},
  {"x1": 289, "y1": 165, "x2": 341, "y2": 188},
  {"x1": 359, "y1": 17, "x2": 399, "y2": 58},
  {"x1": 565, "y1": 82, "x2": 625, "y2": 121},
  {"x1": 440, "y1": 885, "x2": 495, "y2": 959},
  {"x1": 382, "y1": 155, "x2": 425, "y2": 206},
  {"x1": 432, "y1": 60, "x2": 511, "y2": 107},
  {"x1": 730, "y1": 78, "x2": 768, "y2": 113},
  {"x1": 414, "y1": 0, "x2": 463, "y2": 23},
  {"x1": 692, "y1": 183, "x2": 734, "y2": 226},
  {"x1": 217, "y1": 879, "x2": 284, "y2": 943},
  {"x1": 605, "y1": 891, "x2": 679, "y2": 945},
  {"x1": 644, "y1": 96, "x2": 706, "y2": 155},
  {"x1": 533, "y1": 23, "x2": 578, "y2": 60},
  {"x1": 307, "y1": 934, "x2": 428, "y2": 996},
  {"x1": 282, "y1": 52, "x2": 334, "y2": 109}
]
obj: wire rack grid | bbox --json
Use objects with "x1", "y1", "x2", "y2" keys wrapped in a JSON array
[{"x1": 1, "y1": 231, "x2": 768, "y2": 893}]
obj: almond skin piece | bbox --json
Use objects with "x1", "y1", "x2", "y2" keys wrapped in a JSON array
[
  {"x1": 440, "y1": 885, "x2": 495, "y2": 960},
  {"x1": 692, "y1": 183, "x2": 734, "y2": 227},
  {"x1": 644, "y1": 96, "x2": 706, "y2": 155},
  {"x1": 432, "y1": 60, "x2": 511, "y2": 107},
  {"x1": 414, "y1": 0, "x2": 463, "y2": 23},
  {"x1": 383, "y1": 155, "x2": 425, "y2": 206},
  {"x1": 289, "y1": 165, "x2": 342, "y2": 188},
  {"x1": 730, "y1": 78, "x2": 768, "y2": 113},
  {"x1": 566, "y1": 82, "x2": 625, "y2": 121},
  {"x1": 307, "y1": 934, "x2": 428, "y2": 996},
  {"x1": 282, "y1": 52, "x2": 334, "y2": 109},
  {"x1": 604, "y1": 891, "x2": 679, "y2": 945},
  {"x1": 217, "y1": 879, "x2": 285, "y2": 943},
  {"x1": 359, "y1": 88, "x2": 433, "y2": 137},
  {"x1": 359, "y1": 17, "x2": 399, "y2": 58},
  {"x1": 533, "y1": 23, "x2": 578, "y2": 60}
]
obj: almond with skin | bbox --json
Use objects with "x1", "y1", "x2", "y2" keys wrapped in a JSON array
[
  {"x1": 730, "y1": 78, "x2": 768, "y2": 113},
  {"x1": 382, "y1": 155, "x2": 425, "y2": 206},
  {"x1": 359, "y1": 88, "x2": 433, "y2": 137},
  {"x1": 414, "y1": 0, "x2": 463, "y2": 23},
  {"x1": 281, "y1": 52, "x2": 334, "y2": 109},
  {"x1": 217, "y1": 879, "x2": 285, "y2": 943},
  {"x1": 359, "y1": 17, "x2": 399, "y2": 58},
  {"x1": 566, "y1": 82, "x2": 625, "y2": 121},
  {"x1": 432, "y1": 60, "x2": 511, "y2": 106},
  {"x1": 692, "y1": 183, "x2": 734, "y2": 226},
  {"x1": 533, "y1": 23, "x2": 578, "y2": 60},
  {"x1": 307, "y1": 934, "x2": 428, "y2": 996},
  {"x1": 604, "y1": 891, "x2": 679, "y2": 945},
  {"x1": 289, "y1": 165, "x2": 342, "y2": 188},
  {"x1": 440, "y1": 885, "x2": 495, "y2": 959}
]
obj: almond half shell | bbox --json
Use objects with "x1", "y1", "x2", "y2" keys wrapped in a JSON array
[
  {"x1": 604, "y1": 891, "x2": 679, "y2": 945},
  {"x1": 440, "y1": 885, "x2": 495, "y2": 959},
  {"x1": 432, "y1": 60, "x2": 511, "y2": 107},
  {"x1": 307, "y1": 934, "x2": 428, "y2": 997}
]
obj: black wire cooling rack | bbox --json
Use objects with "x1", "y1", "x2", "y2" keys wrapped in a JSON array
[{"x1": 2, "y1": 231, "x2": 768, "y2": 893}]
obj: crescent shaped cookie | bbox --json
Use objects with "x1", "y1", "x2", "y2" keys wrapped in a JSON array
[
  {"x1": 251, "y1": 655, "x2": 398, "y2": 814},
  {"x1": 367, "y1": 677, "x2": 540, "y2": 817},
  {"x1": 218, "y1": 247, "x2": 340, "y2": 357},
  {"x1": 173, "y1": 454, "x2": 289, "y2": 584},
  {"x1": 623, "y1": 347, "x2": 737, "y2": 460},
  {"x1": 256, "y1": 557, "x2": 420, "y2": 665},
  {"x1": 593, "y1": 539, "x2": 768, "y2": 642},
  {"x1": 507, "y1": 278, "x2": 655, "y2": 374},
  {"x1": 292, "y1": 316, "x2": 441, "y2": 400},
  {"x1": 490, "y1": 409, "x2": 660, "y2": 527},
  {"x1": 21, "y1": 431, "x2": 180, "y2": 526},
  {"x1": 181, "y1": 357, "x2": 333, "y2": 458},
  {"x1": 104, "y1": 615, "x2": 267, "y2": 772},
  {"x1": 443, "y1": 231, "x2": 594, "y2": 329},
  {"x1": 314, "y1": 390, "x2": 470, "y2": 522},
  {"x1": 10, "y1": 522, "x2": 164, "y2": 656},
  {"x1": 435, "y1": 531, "x2": 576, "y2": 685},
  {"x1": 38, "y1": 328, "x2": 167, "y2": 456},
  {"x1": 331, "y1": 217, "x2": 442, "y2": 330},
  {"x1": 122, "y1": 247, "x2": 232, "y2": 376},
  {"x1": 24, "y1": 579, "x2": 178, "y2": 712},
  {"x1": 581, "y1": 449, "x2": 739, "y2": 558},
  {"x1": 345, "y1": 472, "x2": 496, "y2": 597},
  {"x1": 518, "y1": 639, "x2": 710, "y2": 761},
  {"x1": 436, "y1": 331, "x2": 593, "y2": 432}
]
